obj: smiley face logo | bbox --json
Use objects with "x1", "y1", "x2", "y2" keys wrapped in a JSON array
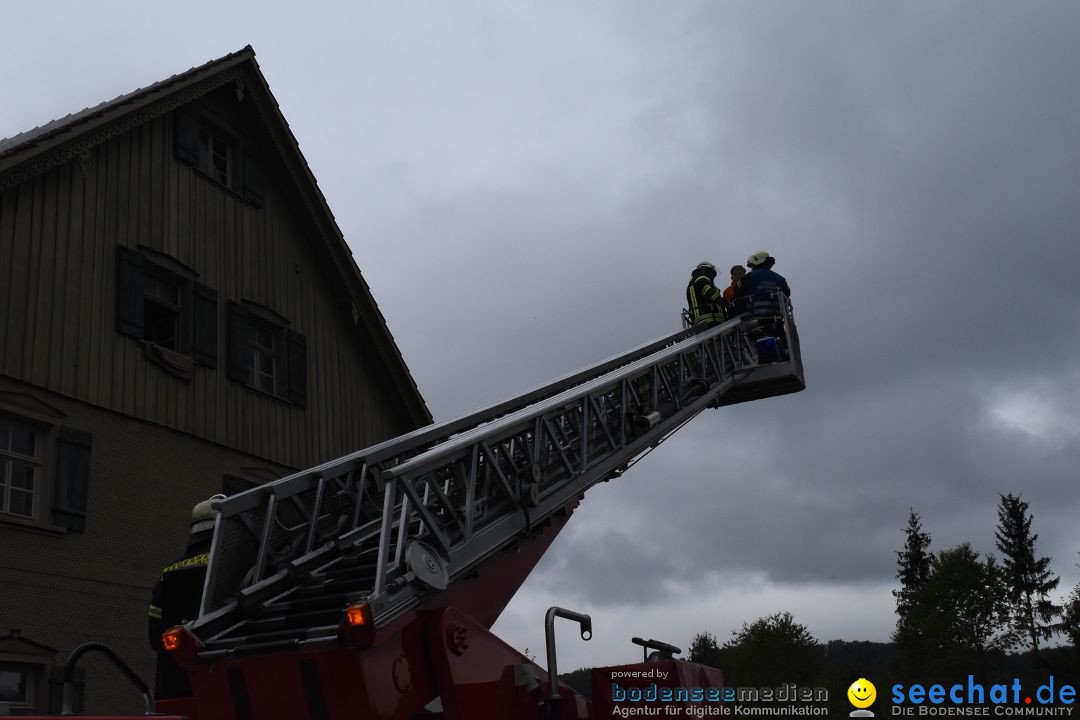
[{"x1": 847, "y1": 678, "x2": 876, "y2": 709}]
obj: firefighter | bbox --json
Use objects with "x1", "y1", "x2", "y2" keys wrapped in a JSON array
[
  {"x1": 686, "y1": 261, "x2": 728, "y2": 328},
  {"x1": 738, "y1": 251, "x2": 792, "y2": 352},
  {"x1": 147, "y1": 494, "x2": 223, "y2": 699},
  {"x1": 740, "y1": 250, "x2": 791, "y2": 320}
]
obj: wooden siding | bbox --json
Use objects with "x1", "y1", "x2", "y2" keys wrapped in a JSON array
[{"x1": 0, "y1": 107, "x2": 416, "y2": 471}]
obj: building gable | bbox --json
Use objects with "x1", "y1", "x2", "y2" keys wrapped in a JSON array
[
  {"x1": 0, "y1": 48, "x2": 431, "y2": 471},
  {"x1": 0, "y1": 47, "x2": 430, "y2": 437}
]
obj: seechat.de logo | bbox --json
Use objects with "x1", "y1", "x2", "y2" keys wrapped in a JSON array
[{"x1": 849, "y1": 678, "x2": 878, "y2": 718}]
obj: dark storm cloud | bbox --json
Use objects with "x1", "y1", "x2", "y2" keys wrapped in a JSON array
[
  {"x1": 538, "y1": 373, "x2": 1079, "y2": 607},
  {"x1": 374, "y1": 2, "x2": 1080, "y2": 414},
  {"x1": 331, "y1": 1, "x2": 1080, "y2": 626}
]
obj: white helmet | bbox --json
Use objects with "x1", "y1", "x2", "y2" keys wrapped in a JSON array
[
  {"x1": 190, "y1": 494, "x2": 226, "y2": 534},
  {"x1": 746, "y1": 251, "x2": 771, "y2": 268}
]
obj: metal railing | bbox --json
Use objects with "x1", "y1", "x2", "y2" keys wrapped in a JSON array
[
  {"x1": 367, "y1": 317, "x2": 760, "y2": 613},
  {"x1": 191, "y1": 298, "x2": 799, "y2": 650},
  {"x1": 193, "y1": 325, "x2": 697, "y2": 635}
]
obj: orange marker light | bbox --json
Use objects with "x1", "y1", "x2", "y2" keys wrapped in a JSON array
[
  {"x1": 344, "y1": 602, "x2": 371, "y2": 627},
  {"x1": 161, "y1": 627, "x2": 184, "y2": 652},
  {"x1": 337, "y1": 601, "x2": 376, "y2": 647}
]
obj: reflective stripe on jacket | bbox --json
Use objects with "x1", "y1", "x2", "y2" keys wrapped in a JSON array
[
  {"x1": 147, "y1": 534, "x2": 212, "y2": 700},
  {"x1": 686, "y1": 273, "x2": 726, "y2": 326}
]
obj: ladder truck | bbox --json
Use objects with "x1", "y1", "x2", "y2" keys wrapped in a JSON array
[{"x1": 34, "y1": 296, "x2": 803, "y2": 720}]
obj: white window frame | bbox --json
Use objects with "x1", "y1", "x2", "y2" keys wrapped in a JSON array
[
  {"x1": 0, "y1": 661, "x2": 36, "y2": 712},
  {"x1": 0, "y1": 416, "x2": 42, "y2": 521},
  {"x1": 142, "y1": 269, "x2": 185, "y2": 352},
  {"x1": 250, "y1": 323, "x2": 278, "y2": 394},
  {"x1": 198, "y1": 123, "x2": 233, "y2": 187},
  {"x1": 0, "y1": 633, "x2": 58, "y2": 716},
  {"x1": 0, "y1": 395, "x2": 64, "y2": 533}
]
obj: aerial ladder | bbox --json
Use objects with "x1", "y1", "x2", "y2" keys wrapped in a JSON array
[{"x1": 35, "y1": 295, "x2": 803, "y2": 720}]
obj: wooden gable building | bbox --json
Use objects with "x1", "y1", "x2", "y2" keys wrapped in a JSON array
[{"x1": 0, "y1": 47, "x2": 431, "y2": 714}]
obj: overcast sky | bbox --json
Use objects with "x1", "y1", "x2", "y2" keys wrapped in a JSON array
[{"x1": 5, "y1": 1, "x2": 1080, "y2": 672}]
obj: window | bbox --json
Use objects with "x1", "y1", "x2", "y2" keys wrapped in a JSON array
[
  {"x1": 0, "y1": 631, "x2": 60, "y2": 714},
  {"x1": 174, "y1": 107, "x2": 265, "y2": 207},
  {"x1": 0, "y1": 395, "x2": 92, "y2": 534},
  {"x1": 116, "y1": 246, "x2": 218, "y2": 376},
  {"x1": 0, "y1": 662, "x2": 33, "y2": 710},
  {"x1": 226, "y1": 301, "x2": 307, "y2": 406},
  {"x1": 143, "y1": 272, "x2": 183, "y2": 351},
  {"x1": 0, "y1": 418, "x2": 40, "y2": 519},
  {"x1": 250, "y1": 322, "x2": 278, "y2": 394},
  {"x1": 198, "y1": 124, "x2": 232, "y2": 186}
]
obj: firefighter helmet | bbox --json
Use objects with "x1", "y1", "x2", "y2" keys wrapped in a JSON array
[
  {"x1": 190, "y1": 494, "x2": 226, "y2": 534},
  {"x1": 695, "y1": 261, "x2": 717, "y2": 276},
  {"x1": 746, "y1": 251, "x2": 771, "y2": 268}
]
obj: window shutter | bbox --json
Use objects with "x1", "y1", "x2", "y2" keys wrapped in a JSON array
[
  {"x1": 174, "y1": 110, "x2": 199, "y2": 166},
  {"x1": 116, "y1": 246, "x2": 145, "y2": 337},
  {"x1": 242, "y1": 151, "x2": 265, "y2": 207},
  {"x1": 53, "y1": 428, "x2": 92, "y2": 532},
  {"x1": 226, "y1": 301, "x2": 252, "y2": 383},
  {"x1": 192, "y1": 282, "x2": 218, "y2": 368},
  {"x1": 286, "y1": 330, "x2": 308, "y2": 407}
]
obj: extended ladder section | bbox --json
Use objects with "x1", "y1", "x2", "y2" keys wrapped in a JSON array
[{"x1": 189, "y1": 296, "x2": 803, "y2": 659}]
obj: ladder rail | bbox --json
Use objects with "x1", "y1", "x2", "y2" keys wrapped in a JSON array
[
  {"x1": 213, "y1": 326, "x2": 695, "y2": 518},
  {"x1": 362, "y1": 316, "x2": 760, "y2": 623},
  {"x1": 200, "y1": 325, "x2": 696, "y2": 616},
  {"x1": 380, "y1": 316, "x2": 745, "y2": 483},
  {"x1": 193, "y1": 294, "x2": 801, "y2": 647}
]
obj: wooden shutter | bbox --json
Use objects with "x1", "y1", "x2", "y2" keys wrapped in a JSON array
[
  {"x1": 226, "y1": 301, "x2": 252, "y2": 383},
  {"x1": 286, "y1": 330, "x2": 308, "y2": 407},
  {"x1": 242, "y1": 151, "x2": 265, "y2": 207},
  {"x1": 192, "y1": 282, "x2": 218, "y2": 367},
  {"x1": 116, "y1": 246, "x2": 145, "y2": 337},
  {"x1": 174, "y1": 109, "x2": 199, "y2": 166},
  {"x1": 52, "y1": 428, "x2": 92, "y2": 532}
]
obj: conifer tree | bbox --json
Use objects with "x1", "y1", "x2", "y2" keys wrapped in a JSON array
[
  {"x1": 1060, "y1": 553, "x2": 1080, "y2": 650},
  {"x1": 994, "y1": 493, "x2": 1061, "y2": 652},
  {"x1": 893, "y1": 510, "x2": 932, "y2": 618}
]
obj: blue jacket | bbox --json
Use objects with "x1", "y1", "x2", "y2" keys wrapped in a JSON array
[{"x1": 742, "y1": 268, "x2": 790, "y2": 318}]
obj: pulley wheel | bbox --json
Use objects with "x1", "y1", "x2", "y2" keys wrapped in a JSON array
[{"x1": 407, "y1": 541, "x2": 449, "y2": 590}]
